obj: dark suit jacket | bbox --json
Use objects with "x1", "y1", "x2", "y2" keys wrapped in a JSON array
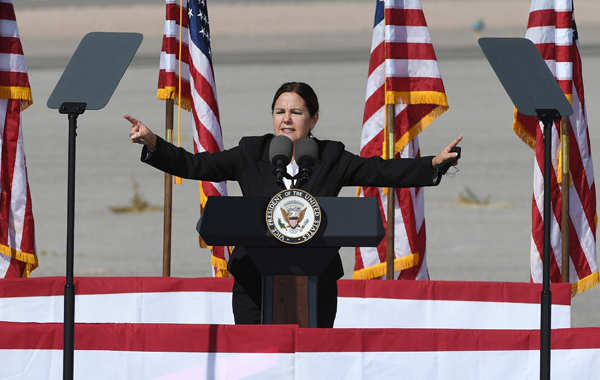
[{"x1": 142, "y1": 134, "x2": 439, "y2": 281}]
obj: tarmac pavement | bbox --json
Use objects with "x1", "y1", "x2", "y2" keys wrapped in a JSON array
[{"x1": 10, "y1": 1, "x2": 600, "y2": 326}]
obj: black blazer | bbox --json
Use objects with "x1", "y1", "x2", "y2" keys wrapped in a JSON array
[{"x1": 142, "y1": 134, "x2": 439, "y2": 280}]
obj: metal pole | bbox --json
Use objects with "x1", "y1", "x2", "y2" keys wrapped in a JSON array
[
  {"x1": 540, "y1": 113, "x2": 555, "y2": 380},
  {"x1": 560, "y1": 116, "x2": 570, "y2": 282},
  {"x1": 63, "y1": 112, "x2": 77, "y2": 380},
  {"x1": 385, "y1": 104, "x2": 395, "y2": 280},
  {"x1": 162, "y1": 99, "x2": 174, "y2": 277},
  {"x1": 59, "y1": 102, "x2": 85, "y2": 380}
]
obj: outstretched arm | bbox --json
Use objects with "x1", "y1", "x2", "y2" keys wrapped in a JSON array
[
  {"x1": 341, "y1": 136, "x2": 463, "y2": 188},
  {"x1": 124, "y1": 114, "x2": 240, "y2": 182}
]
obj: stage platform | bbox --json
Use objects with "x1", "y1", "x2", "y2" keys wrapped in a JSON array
[{"x1": 2, "y1": 276, "x2": 595, "y2": 379}]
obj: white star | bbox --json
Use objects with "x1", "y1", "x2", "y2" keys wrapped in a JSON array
[{"x1": 188, "y1": 8, "x2": 193, "y2": 17}]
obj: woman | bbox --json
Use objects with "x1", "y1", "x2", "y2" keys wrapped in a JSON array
[{"x1": 125, "y1": 82, "x2": 462, "y2": 327}]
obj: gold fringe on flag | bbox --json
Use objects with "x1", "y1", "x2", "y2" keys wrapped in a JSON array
[
  {"x1": 156, "y1": 87, "x2": 193, "y2": 111},
  {"x1": 0, "y1": 86, "x2": 33, "y2": 110},
  {"x1": 211, "y1": 256, "x2": 230, "y2": 278},
  {"x1": 512, "y1": 108, "x2": 536, "y2": 150},
  {"x1": 0, "y1": 243, "x2": 38, "y2": 277},
  {"x1": 353, "y1": 253, "x2": 419, "y2": 280},
  {"x1": 384, "y1": 90, "x2": 449, "y2": 107},
  {"x1": 571, "y1": 272, "x2": 599, "y2": 297}
]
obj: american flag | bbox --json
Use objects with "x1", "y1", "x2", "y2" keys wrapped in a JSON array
[
  {"x1": 354, "y1": 0, "x2": 448, "y2": 280},
  {"x1": 514, "y1": 0, "x2": 597, "y2": 295},
  {"x1": 0, "y1": 0, "x2": 36, "y2": 278},
  {"x1": 157, "y1": 0, "x2": 231, "y2": 277}
]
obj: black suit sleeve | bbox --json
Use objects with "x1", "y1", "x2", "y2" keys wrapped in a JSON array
[
  {"x1": 141, "y1": 136, "x2": 240, "y2": 182},
  {"x1": 340, "y1": 151, "x2": 438, "y2": 188}
]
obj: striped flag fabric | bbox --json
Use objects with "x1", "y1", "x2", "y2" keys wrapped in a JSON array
[
  {"x1": 157, "y1": 0, "x2": 231, "y2": 277},
  {"x1": 354, "y1": 0, "x2": 448, "y2": 280},
  {"x1": 513, "y1": 0, "x2": 598, "y2": 295},
  {"x1": 0, "y1": 0, "x2": 36, "y2": 278}
]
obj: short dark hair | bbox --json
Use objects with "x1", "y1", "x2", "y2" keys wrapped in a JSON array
[{"x1": 271, "y1": 82, "x2": 319, "y2": 117}]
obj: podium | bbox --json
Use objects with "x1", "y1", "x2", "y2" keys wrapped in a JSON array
[{"x1": 199, "y1": 196, "x2": 384, "y2": 327}]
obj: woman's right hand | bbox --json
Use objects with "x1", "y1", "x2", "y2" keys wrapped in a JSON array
[{"x1": 124, "y1": 114, "x2": 157, "y2": 151}]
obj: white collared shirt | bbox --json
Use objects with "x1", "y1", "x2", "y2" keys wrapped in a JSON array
[{"x1": 282, "y1": 160, "x2": 299, "y2": 189}]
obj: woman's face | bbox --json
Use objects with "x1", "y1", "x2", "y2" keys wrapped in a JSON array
[{"x1": 272, "y1": 91, "x2": 318, "y2": 143}]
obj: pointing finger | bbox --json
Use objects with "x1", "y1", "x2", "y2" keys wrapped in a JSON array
[
  {"x1": 445, "y1": 136, "x2": 463, "y2": 152},
  {"x1": 123, "y1": 114, "x2": 140, "y2": 125}
]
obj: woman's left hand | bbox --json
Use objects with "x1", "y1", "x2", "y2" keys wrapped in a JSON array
[{"x1": 432, "y1": 136, "x2": 463, "y2": 167}]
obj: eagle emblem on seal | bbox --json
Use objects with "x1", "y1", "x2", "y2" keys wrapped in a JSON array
[{"x1": 281, "y1": 206, "x2": 307, "y2": 229}]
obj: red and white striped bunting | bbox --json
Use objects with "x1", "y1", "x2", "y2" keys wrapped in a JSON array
[
  {"x1": 2, "y1": 322, "x2": 600, "y2": 379},
  {"x1": 0, "y1": 277, "x2": 571, "y2": 328},
  {"x1": 0, "y1": 0, "x2": 36, "y2": 278},
  {"x1": 157, "y1": 0, "x2": 230, "y2": 277},
  {"x1": 355, "y1": 0, "x2": 448, "y2": 280},
  {"x1": 513, "y1": 0, "x2": 598, "y2": 295}
]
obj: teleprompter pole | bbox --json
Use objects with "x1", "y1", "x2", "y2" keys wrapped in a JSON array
[
  {"x1": 537, "y1": 108, "x2": 560, "y2": 380},
  {"x1": 162, "y1": 99, "x2": 174, "y2": 276},
  {"x1": 59, "y1": 102, "x2": 86, "y2": 380},
  {"x1": 385, "y1": 104, "x2": 396, "y2": 280}
]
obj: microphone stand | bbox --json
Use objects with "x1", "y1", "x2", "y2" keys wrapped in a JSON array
[
  {"x1": 292, "y1": 167, "x2": 312, "y2": 188},
  {"x1": 273, "y1": 161, "x2": 293, "y2": 188}
]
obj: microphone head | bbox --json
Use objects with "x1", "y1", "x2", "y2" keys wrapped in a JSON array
[
  {"x1": 269, "y1": 135, "x2": 293, "y2": 166},
  {"x1": 295, "y1": 137, "x2": 318, "y2": 168}
]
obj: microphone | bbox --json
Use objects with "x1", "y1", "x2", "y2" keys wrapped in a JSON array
[
  {"x1": 294, "y1": 137, "x2": 318, "y2": 187},
  {"x1": 269, "y1": 135, "x2": 293, "y2": 187}
]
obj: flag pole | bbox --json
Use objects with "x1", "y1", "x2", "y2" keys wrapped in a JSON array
[
  {"x1": 385, "y1": 104, "x2": 395, "y2": 280},
  {"x1": 162, "y1": 99, "x2": 174, "y2": 277},
  {"x1": 383, "y1": 1, "x2": 395, "y2": 280},
  {"x1": 560, "y1": 116, "x2": 570, "y2": 282}
]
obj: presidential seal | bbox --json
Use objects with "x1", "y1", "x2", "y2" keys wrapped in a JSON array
[{"x1": 265, "y1": 189, "x2": 321, "y2": 244}]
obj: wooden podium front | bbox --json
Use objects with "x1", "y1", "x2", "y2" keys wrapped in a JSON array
[{"x1": 266, "y1": 275, "x2": 313, "y2": 327}]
